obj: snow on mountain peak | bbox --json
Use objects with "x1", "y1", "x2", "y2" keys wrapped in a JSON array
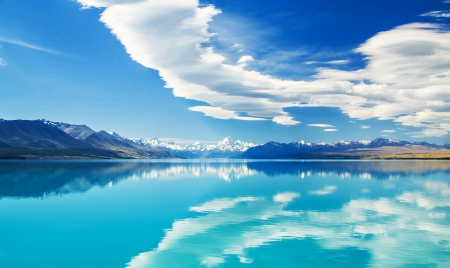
[
  {"x1": 128, "y1": 136, "x2": 256, "y2": 153},
  {"x1": 108, "y1": 132, "x2": 126, "y2": 140}
]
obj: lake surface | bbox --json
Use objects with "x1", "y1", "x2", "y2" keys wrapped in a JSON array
[{"x1": 0, "y1": 160, "x2": 449, "y2": 267}]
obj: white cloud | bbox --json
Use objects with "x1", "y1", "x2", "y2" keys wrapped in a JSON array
[
  {"x1": 237, "y1": 55, "x2": 254, "y2": 63},
  {"x1": 360, "y1": 125, "x2": 370, "y2": 129},
  {"x1": 420, "y1": 10, "x2": 450, "y2": 18},
  {"x1": 0, "y1": 57, "x2": 6, "y2": 67},
  {"x1": 324, "y1": 129, "x2": 338, "y2": 132},
  {"x1": 305, "y1": 59, "x2": 349, "y2": 65},
  {"x1": 188, "y1": 106, "x2": 266, "y2": 121},
  {"x1": 272, "y1": 115, "x2": 300, "y2": 125},
  {"x1": 309, "y1": 185, "x2": 337, "y2": 195},
  {"x1": 326, "y1": 59, "x2": 349, "y2": 65},
  {"x1": 382, "y1": 130, "x2": 396, "y2": 133},
  {"x1": 307, "y1": 124, "x2": 335, "y2": 128},
  {"x1": 76, "y1": 0, "x2": 450, "y2": 136},
  {"x1": 237, "y1": 55, "x2": 255, "y2": 68}
]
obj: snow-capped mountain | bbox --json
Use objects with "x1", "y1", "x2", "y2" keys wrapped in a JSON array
[
  {"x1": 241, "y1": 137, "x2": 445, "y2": 159},
  {"x1": 3, "y1": 118, "x2": 448, "y2": 159},
  {"x1": 127, "y1": 136, "x2": 256, "y2": 158}
]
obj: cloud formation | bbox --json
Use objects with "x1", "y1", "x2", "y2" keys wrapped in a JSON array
[{"x1": 77, "y1": 0, "x2": 450, "y2": 137}]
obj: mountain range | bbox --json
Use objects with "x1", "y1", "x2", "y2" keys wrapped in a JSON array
[
  {"x1": 0, "y1": 118, "x2": 449, "y2": 159},
  {"x1": 241, "y1": 139, "x2": 450, "y2": 159}
]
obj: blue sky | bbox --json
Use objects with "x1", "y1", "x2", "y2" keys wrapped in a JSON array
[{"x1": 1, "y1": 0, "x2": 450, "y2": 145}]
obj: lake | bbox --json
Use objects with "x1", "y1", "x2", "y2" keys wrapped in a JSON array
[{"x1": 0, "y1": 160, "x2": 449, "y2": 267}]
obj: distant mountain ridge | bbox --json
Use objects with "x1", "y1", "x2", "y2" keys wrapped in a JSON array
[
  {"x1": 241, "y1": 138, "x2": 450, "y2": 159},
  {"x1": 0, "y1": 118, "x2": 449, "y2": 159}
]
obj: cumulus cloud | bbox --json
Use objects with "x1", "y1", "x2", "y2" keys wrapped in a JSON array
[
  {"x1": 127, "y1": 182, "x2": 450, "y2": 268},
  {"x1": 76, "y1": 0, "x2": 450, "y2": 136}
]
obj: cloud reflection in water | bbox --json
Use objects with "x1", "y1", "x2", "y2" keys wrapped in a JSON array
[{"x1": 128, "y1": 180, "x2": 450, "y2": 268}]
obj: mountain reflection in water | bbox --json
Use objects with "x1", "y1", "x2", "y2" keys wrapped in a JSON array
[
  {"x1": 0, "y1": 160, "x2": 449, "y2": 267},
  {"x1": 0, "y1": 160, "x2": 449, "y2": 198}
]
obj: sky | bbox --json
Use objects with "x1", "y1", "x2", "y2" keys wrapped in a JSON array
[{"x1": 0, "y1": 0, "x2": 450, "y2": 145}]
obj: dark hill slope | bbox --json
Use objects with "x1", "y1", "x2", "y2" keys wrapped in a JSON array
[
  {"x1": 0, "y1": 120, "x2": 90, "y2": 149},
  {"x1": 0, "y1": 120, "x2": 177, "y2": 159},
  {"x1": 0, "y1": 120, "x2": 121, "y2": 159}
]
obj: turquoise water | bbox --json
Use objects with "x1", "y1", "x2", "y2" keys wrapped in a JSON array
[{"x1": 0, "y1": 160, "x2": 449, "y2": 267}]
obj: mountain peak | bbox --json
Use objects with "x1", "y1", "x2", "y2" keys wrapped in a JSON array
[
  {"x1": 107, "y1": 132, "x2": 126, "y2": 140},
  {"x1": 218, "y1": 136, "x2": 235, "y2": 146}
]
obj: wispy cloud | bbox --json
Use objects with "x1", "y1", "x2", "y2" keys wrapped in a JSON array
[
  {"x1": 360, "y1": 125, "x2": 370, "y2": 129},
  {"x1": 76, "y1": 0, "x2": 450, "y2": 137},
  {"x1": 306, "y1": 125, "x2": 340, "y2": 132},
  {"x1": 326, "y1": 59, "x2": 349, "y2": 65},
  {"x1": 420, "y1": 10, "x2": 450, "y2": 18},
  {"x1": 0, "y1": 36, "x2": 77, "y2": 58},
  {"x1": 304, "y1": 59, "x2": 349, "y2": 65},
  {"x1": 307, "y1": 124, "x2": 335, "y2": 128},
  {"x1": 382, "y1": 130, "x2": 396, "y2": 133}
]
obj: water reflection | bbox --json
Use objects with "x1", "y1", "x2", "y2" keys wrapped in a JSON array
[
  {"x1": 0, "y1": 160, "x2": 449, "y2": 198},
  {"x1": 128, "y1": 180, "x2": 450, "y2": 267}
]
